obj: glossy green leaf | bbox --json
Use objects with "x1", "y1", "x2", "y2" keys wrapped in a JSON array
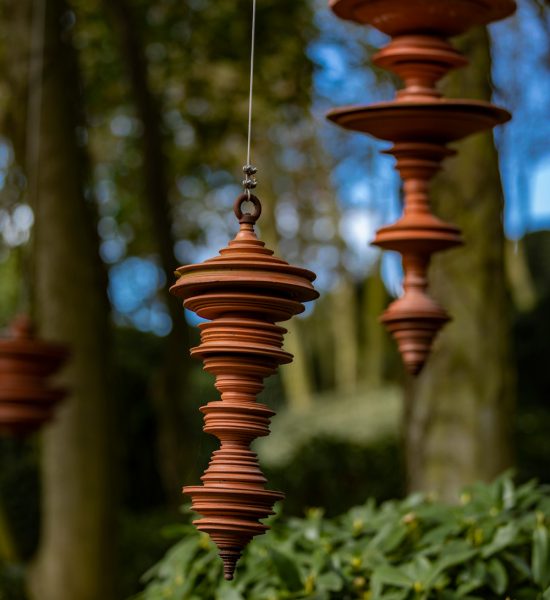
[
  {"x1": 316, "y1": 572, "x2": 342, "y2": 592},
  {"x1": 372, "y1": 564, "x2": 414, "y2": 588},
  {"x1": 487, "y1": 558, "x2": 508, "y2": 594},
  {"x1": 138, "y1": 476, "x2": 550, "y2": 600},
  {"x1": 481, "y1": 523, "x2": 519, "y2": 558}
]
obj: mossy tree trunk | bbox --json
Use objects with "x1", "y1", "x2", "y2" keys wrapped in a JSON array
[
  {"x1": 406, "y1": 27, "x2": 515, "y2": 501},
  {"x1": 6, "y1": 0, "x2": 117, "y2": 597},
  {"x1": 331, "y1": 272, "x2": 359, "y2": 395}
]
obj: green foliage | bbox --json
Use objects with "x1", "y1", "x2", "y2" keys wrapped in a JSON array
[
  {"x1": 0, "y1": 438, "x2": 39, "y2": 600},
  {"x1": 0, "y1": 439, "x2": 39, "y2": 560},
  {"x1": 514, "y1": 232, "x2": 550, "y2": 486},
  {"x1": 70, "y1": 0, "x2": 318, "y2": 261},
  {"x1": 0, "y1": 248, "x2": 24, "y2": 329},
  {"x1": 137, "y1": 476, "x2": 550, "y2": 599},
  {"x1": 264, "y1": 436, "x2": 404, "y2": 517},
  {"x1": 0, "y1": 563, "x2": 26, "y2": 600},
  {"x1": 118, "y1": 510, "x2": 181, "y2": 599},
  {"x1": 257, "y1": 386, "x2": 404, "y2": 516}
]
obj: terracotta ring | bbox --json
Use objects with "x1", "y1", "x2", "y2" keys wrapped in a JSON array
[{"x1": 234, "y1": 193, "x2": 262, "y2": 224}]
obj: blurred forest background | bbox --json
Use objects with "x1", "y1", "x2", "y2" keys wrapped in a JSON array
[{"x1": 0, "y1": 0, "x2": 548, "y2": 598}]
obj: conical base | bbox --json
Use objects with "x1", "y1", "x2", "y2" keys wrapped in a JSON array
[
  {"x1": 184, "y1": 485, "x2": 284, "y2": 580},
  {"x1": 382, "y1": 302, "x2": 450, "y2": 375},
  {"x1": 387, "y1": 321, "x2": 443, "y2": 375},
  {"x1": 220, "y1": 549, "x2": 241, "y2": 580}
]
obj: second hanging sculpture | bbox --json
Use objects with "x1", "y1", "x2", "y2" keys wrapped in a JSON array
[
  {"x1": 328, "y1": 0, "x2": 515, "y2": 374},
  {"x1": 0, "y1": 315, "x2": 68, "y2": 436}
]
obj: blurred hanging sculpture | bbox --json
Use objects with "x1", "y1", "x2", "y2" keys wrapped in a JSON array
[
  {"x1": 171, "y1": 194, "x2": 318, "y2": 579},
  {"x1": 0, "y1": 315, "x2": 68, "y2": 436},
  {"x1": 327, "y1": 0, "x2": 515, "y2": 374}
]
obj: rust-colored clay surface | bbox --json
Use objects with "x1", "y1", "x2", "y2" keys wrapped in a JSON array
[
  {"x1": 330, "y1": 0, "x2": 516, "y2": 36},
  {"x1": 0, "y1": 315, "x2": 68, "y2": 436},
  {"x1": 170, "y1": 194, "x2": 319, "y2": 580},
  {"x1": 327, "y1": 0, "x2": 514, "y2": 374}
]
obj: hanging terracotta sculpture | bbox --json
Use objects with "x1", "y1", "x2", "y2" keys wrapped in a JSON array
[
  {"x1": 0, "y1": 315, "x2": 68, "y2": 436},
  {"x1": 327, "y1": 0, "x2": 515, "y2": 374},
  {"x1": 171, "y1": 0, "x2": 318, "y2": 579},
  {"x1": 171, "y1": 194, "x2": 318, "y2": 579}
]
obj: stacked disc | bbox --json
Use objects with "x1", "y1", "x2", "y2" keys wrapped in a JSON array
[
  {"x1": 0, "y1": 315, "x2": 68, "y2": 436},
  {"x1": 171, "y1": 195, "x2": 318, "y2": 580}
]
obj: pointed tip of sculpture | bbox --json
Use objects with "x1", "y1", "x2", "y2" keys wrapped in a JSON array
[
  {"x1": 384, "y1": 327, "x2": 439, "y2": 377},
  {"x1": 398, "y1": 338, "x2": 435, "y2": 376},
  {"x1": 382, "y1": 308, "x2": 449, "y2": 378},
  {"x1": 220, "y1": 551, "x2": 240, "y2": 581},
  {"x1": 403, "y1": 356, "x2": 426, "y2": 376}
]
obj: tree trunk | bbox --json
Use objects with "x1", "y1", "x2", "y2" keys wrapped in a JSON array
[
  {"x1": 406, "y1": 27, "x2": 515, "y2": 501},
  {"x1": 101, "y1": 0, "x2": 200, "y2": 500},
  {"x1": 8, "y1": 0, "x2": 117, "y2": 597},
  {"x1": 504, "y1": 239, "x2": 537, "y2": 313}
]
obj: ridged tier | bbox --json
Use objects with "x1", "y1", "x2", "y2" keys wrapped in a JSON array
[
  {"x1": 0, "y1": 316, "x2": 68, "y2": 436},
  {"x1": 374, "y1": 214, "x2": 462, "y2": 255},
  {"x1": 326, "y1": 2, "x2": 514, "y2": 373},
  {"x1": 326, "y1": 101, "x2": 511, "y2": 143},
  {"x1": 380, "y1": 260, "x2": 450, "y2": 376},
  {"x1": 374, "y1": 36, "x2": 468, "y2": 100},
  {"x1": 330, "y1": 0, "x2": 516, "y2": 36},
  {"x1": 170, "y1": 195, "x2": 318, "y2": 579}
]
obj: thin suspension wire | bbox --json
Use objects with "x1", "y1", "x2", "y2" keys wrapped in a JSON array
[
  {"x1": 246, "y1": 0, "x2": 257, "y2": 168},
  {"x1": 242, "y1": 0, "x2": 258, "y2": 198}
]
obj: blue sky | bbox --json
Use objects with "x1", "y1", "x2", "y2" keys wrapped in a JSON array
[
  {"x1": 532, "y1": 158, "x2": 550, "y2": 224},
  {"x1": 311, "y1": 0, "x2": 550, "y2": 236},
  {"x1": 309, "y1": 0, "x2": 550, "y2": 295},
  {"x1": 491, "y1": 1, "x2": 550, "y2": 236},
  {"x1": 2, "y1": 1, "x2": 547, "y2": 334},
  {"x1": 110, "y1": 1, "x2": 550, "y2": 332}
]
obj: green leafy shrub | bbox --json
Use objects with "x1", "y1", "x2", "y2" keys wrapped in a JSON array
[
  {"x1": 137, "y1": 476, "x2": 550, "y2": 599},
  {"x1": 118, "y1": 510, "x2": 182, "y2": 599},
  {"x1": 264, "y1": 436, "x2": 404, "y2": 516}
]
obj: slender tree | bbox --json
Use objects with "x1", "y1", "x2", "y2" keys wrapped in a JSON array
[
  {"x1": 100, "y1": 0, "x2": 200, "y2": 501},
  {"x1": 362, "y1": 260, "x2": 390, "y2": 386},
  {"x1": 5, "y1": 0, "x2": 117, "y2": 597},
  {"x1": 406, "y1": 27, "x2": 515, "y2": 501}
]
